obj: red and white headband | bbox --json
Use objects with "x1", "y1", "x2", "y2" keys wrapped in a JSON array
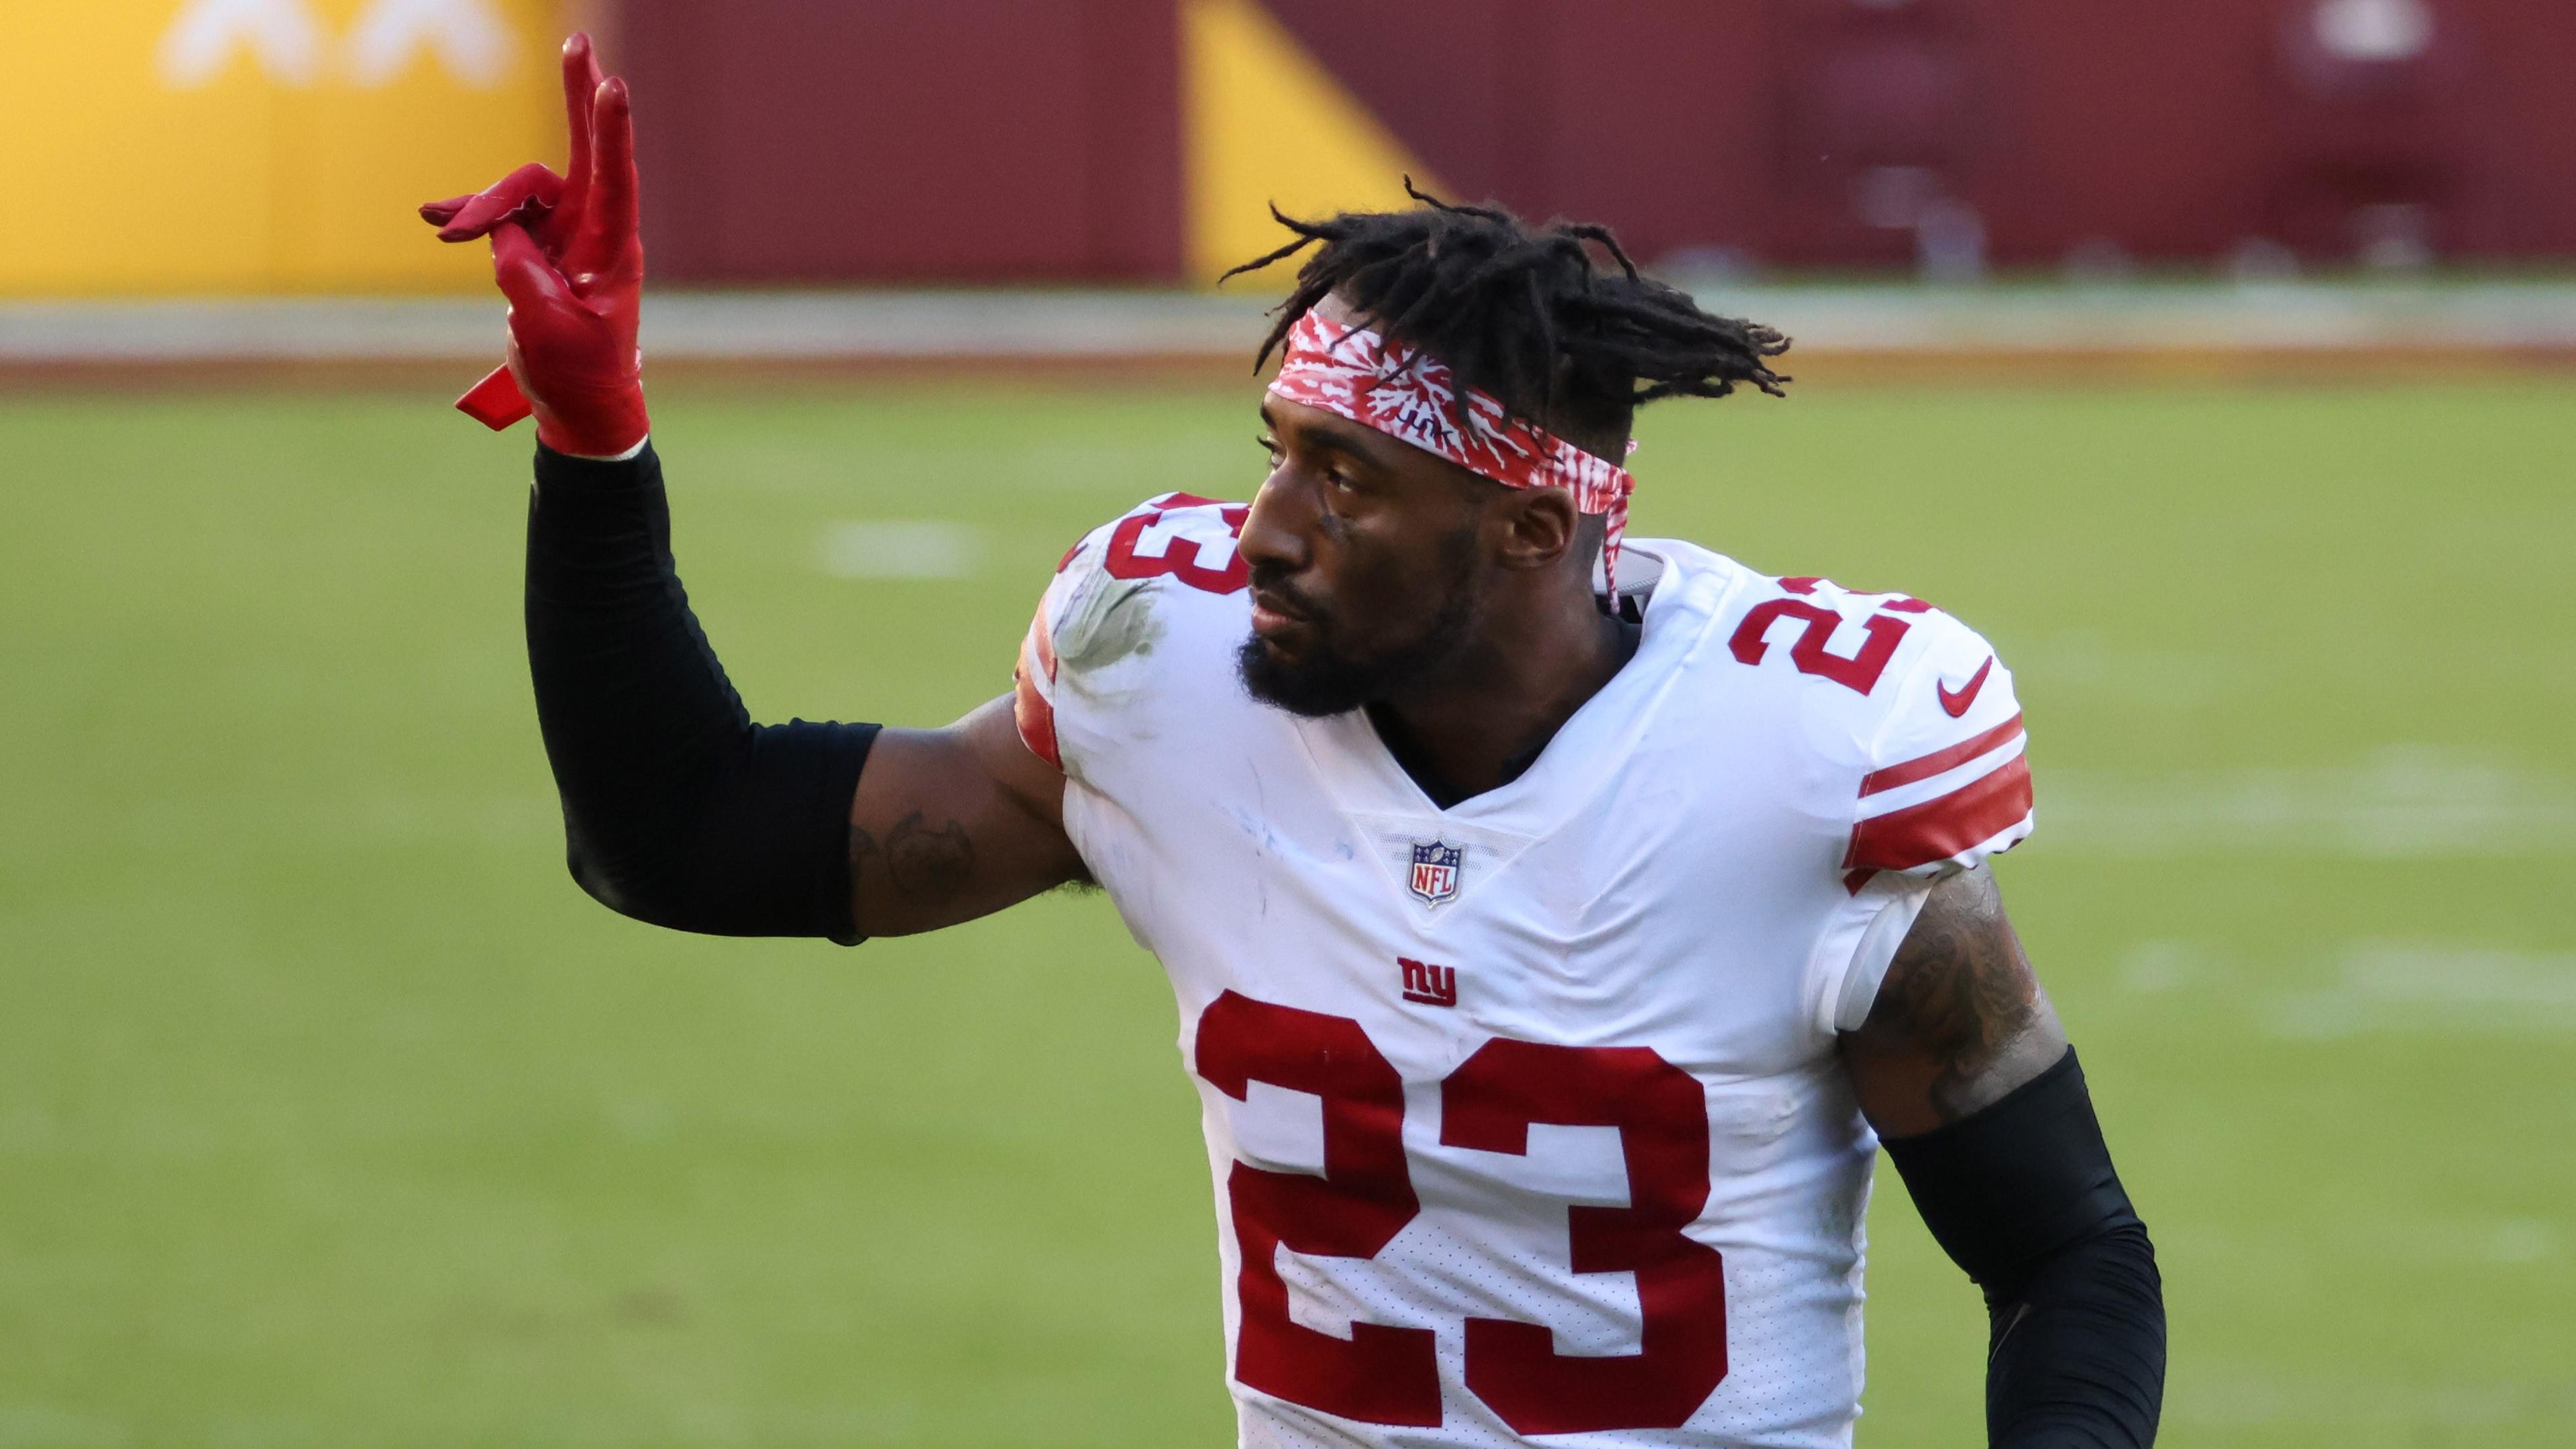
[{"x1": 1267, "y1": 310, "x2": 1638, "y2": 591}]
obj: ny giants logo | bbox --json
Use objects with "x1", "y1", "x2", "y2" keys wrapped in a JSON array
[
  {"x1": 1397, "y1": 957, "x2": 1458, "y2": 1008},
  {"x1": 1407, "y1": 839, "x2": 1462, "y2": 906}
]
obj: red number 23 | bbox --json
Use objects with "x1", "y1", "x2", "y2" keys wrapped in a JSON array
[{"x1": 1194, "y1": 991, "x2": 1729, "y2": 1433}]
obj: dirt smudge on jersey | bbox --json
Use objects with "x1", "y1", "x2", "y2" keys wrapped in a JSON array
[{"x1": 1055, "y1": 572, "x2": 1165, "y2": 676}]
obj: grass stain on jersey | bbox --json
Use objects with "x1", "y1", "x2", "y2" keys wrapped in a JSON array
[{"x1": 1055, "y1": 572, "x2": 1168, "y2": 678}]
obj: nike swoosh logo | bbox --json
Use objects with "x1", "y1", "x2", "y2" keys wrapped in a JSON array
[{"x1": 1937, "y1": 657, "x2": 1994, "y2": 717}]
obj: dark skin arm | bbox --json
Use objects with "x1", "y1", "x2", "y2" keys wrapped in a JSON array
[
  {"x1": 1839, "y1": 865, "x2": 2068, "y2": 1136},
  {"x1": 845, "y1": 695, "x2": 1087, "y2": 937},
  {"x1": 1842, "y1": 869, "x2": 2167, "y2": 1448}
]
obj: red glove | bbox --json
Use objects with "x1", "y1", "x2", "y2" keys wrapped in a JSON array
[{"x1": 421, "y1": 34, "x2": 647, "y2": 457}]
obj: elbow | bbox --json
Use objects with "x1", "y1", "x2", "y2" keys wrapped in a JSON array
[
  {"x1": 542, "y1": 720, "x2": 878, "y2": 943},
  {"x1": 555, "y1": 797, "x2": 865, "y2": 945},
  {"x1": 563, "y1": 831, "x2": 686, "y2": 930}
]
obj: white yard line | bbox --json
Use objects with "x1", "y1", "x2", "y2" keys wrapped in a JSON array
[
  {"x1": 815, "y1": 520, "x2": 986, "y2": 580},
  {"x1": 2040, "y1": 746, "x2": 2576, "y2": 858},
  {"x1": 6, "y1": 283, "x2": 2576, "y2": 362}
]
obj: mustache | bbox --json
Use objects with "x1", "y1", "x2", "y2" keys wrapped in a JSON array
[{"x1": 1245, "y1": 565, "x2": 1322, "y2": 621}]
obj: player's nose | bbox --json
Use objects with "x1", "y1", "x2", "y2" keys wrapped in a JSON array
[{"x1": 1236, "y1": 468, "x2": 1316, "y2": 579}]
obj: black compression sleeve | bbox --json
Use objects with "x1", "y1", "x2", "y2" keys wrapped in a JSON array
[
  {"x1": 1882, "y1": 1049, "x2": 2166, "y2": 1448},
  {"x1": 526, "y1": 442, "x2": 879, "y2": 944}
]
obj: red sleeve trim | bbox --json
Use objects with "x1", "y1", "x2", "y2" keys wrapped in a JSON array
[
  {"x1": 1860, "y1": 711, "x2": 2025, "y2": 798},
  {"x1": 1845, "y1": 757, "x2": 2033, "y2": 872},
  {"x1": 1026, "y1": 604, "x2": 1059, "y2": 680},
  {"x1": 1012, "y1": 612, "x2": 1063, "y2": 771}
]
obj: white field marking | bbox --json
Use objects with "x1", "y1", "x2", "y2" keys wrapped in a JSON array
[
  {"x1": 816, "y1": 521, "x2": 985, "y2": 580},
  {"x1": 2489, "y1": 1220, "x2": 2560, "y2": 1265},
  {"x1": 2172, "y1": 1218, "x2": 2569, "y2": 1275},
  {"x1": 2015, "y1": 628, "x2": 2254, "y2": 708},
  {"x1": 606, "y1": 1095, "x2": 673, "y2": 1145},
  {"x1": 2263, "y1": 942, "x2": 2576, "y2": 1039},
  {"x1": 2172, "y1": 1371, "x2": 2576, "y2": 1429},
  {"x1": 2117, "y1": 941, "x2": 2204, "y2": 994},
  {"x1": 2367, "y1": 1218, "x2": 2565, "y2": 1268},
  {"x1": 2041, "y1": 746, "x2": 2576, "y2": 857},
  {"x1": 337, "y1": 792, "x2": 557, "y2": 845},
  {"x1": 0, "y1": 1405, "x2": 126, "y2": 1448},
  {"x1": 18, "y1": 282, "x2": 2576, "y2": 364}
]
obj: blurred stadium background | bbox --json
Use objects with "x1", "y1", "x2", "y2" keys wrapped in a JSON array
[{"x1": 2, "y1": 1, "x2": 2571, "y2": 1446}]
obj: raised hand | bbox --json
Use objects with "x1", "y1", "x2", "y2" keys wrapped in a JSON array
[
  {"x1": 491, "y1": 73, "x2": 645, "y2": 458},
  {"x1": 421, "y1": 34, "x2": 637, "y2": 443}
]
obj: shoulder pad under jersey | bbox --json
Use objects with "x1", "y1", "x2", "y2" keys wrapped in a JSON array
[
  {"x1": 1012, "y1": 492, "x2": 1250, "y2": 771},
  {"x1": 1725, "y1": 572, "x2": 2033, "y2": 885}
]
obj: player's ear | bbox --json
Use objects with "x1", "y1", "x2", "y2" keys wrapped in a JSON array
[{"x1": 1493, "y1": 488, "x2": 1579, "y2": 572}]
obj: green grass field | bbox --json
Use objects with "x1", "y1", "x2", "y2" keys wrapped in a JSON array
[{"x1": 3, "y1": 374, "x2": 2571, "y2": 1446}]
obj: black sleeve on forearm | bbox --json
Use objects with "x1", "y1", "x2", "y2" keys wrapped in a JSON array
[
  {"x1": 1881, "y1": 1048, "x2": 2166, "y2": 1448},
  {"x1": 525, "y1": 441, "x2": 879, "y2": 945}
]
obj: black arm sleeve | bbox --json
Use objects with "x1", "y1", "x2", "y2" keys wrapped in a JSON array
[
  {"x1": 1881, "y1": 1048, "x2": 2166, "y2": 1448},
  {"x1": 526, "y1": 442, "x2": 879, "y2": 944}
]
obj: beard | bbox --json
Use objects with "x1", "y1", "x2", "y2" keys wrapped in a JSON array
[{"x1": 1236, "y1": 527, "x2": 1483, "y2": 718}]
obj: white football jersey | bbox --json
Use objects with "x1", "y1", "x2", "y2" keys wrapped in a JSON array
[{"x1": 1012, "y1": 494, "x2": 2033, "y2": 1449}]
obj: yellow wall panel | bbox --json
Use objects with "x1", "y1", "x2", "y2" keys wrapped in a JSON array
[
  {"x1": 1183, "y1": 0, "x2": 1440, "y2": 287},
  {"x1": 0, "y1": 5, "x2": 277, "y2": 290},
  {"x1": 0, "y1": 0, "x2": 566, "y2": 295}
]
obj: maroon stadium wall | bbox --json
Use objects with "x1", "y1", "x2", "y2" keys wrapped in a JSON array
[
  {"x1": 619, "y1": 0, "x2": 2576, "y2": 284},
  {"x1": 622, "y1": 0, "x2": 1183, "y2": 284}
]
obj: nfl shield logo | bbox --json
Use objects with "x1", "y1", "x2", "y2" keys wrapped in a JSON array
[{"x1": 1408, "y1": 840, "x2": 1463, "y2": 906}]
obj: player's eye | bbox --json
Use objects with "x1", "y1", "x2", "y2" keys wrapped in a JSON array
[{"x1": 1254, "y1": 433, "x2": 1283, "y2": 462}]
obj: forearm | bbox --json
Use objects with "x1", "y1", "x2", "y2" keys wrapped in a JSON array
[
  {"x1": 527, "y1": 441, "x2": 877, "y2": 941},
  {"x1": 1984, "y1": 1218, "x2": 2165, "y2": 1448},
  {"x1": 1880, "y1": 1049, "x2": 2165, "y2": 1448}
]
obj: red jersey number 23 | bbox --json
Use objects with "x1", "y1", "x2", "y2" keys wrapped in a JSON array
[{"x1": 1194, "y1": 991, "x2": 1729, "y2": 1433}]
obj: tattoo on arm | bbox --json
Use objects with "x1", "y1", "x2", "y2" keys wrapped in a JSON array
[
  {"x1": 849, "y1": 811, "x2": 978, "y2": 907},
  {"x1": 1849, "y1": 868, "x2": 2066, "y2": 1132},
  {"x1": 1880, "y1": 902, "x2": 2036, "y2": 1119}
]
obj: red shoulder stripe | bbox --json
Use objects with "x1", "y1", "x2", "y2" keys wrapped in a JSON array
[
  {"x1": 1860, "y1": 711, "x2": 2025, "y2": 798},
  {"x1": 1026, "y1": 605, "x2": 1059, "y2": 682},
  {"x1": 1845, "y1": 757, "x2": 2032, "y2": 872},
  {"x1": 1012, "y1": 613, "x2": 1062, "y2": 771}
]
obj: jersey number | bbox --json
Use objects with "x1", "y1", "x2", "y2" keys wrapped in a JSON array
[
  {"x1": 1102, "y1": 494, "x2": 1250, "y2": 594},
  {"x1": 1727, "y1": 577, "x2": 1929, "y2": 696},
  {"x1": 1194, "y1": 991, "x2": 1729, "y2": 1433}
]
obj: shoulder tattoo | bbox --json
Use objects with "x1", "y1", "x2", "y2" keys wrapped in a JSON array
[{"x1": 1867, "y1": 869, "x2": 2051, "y2": 1124}]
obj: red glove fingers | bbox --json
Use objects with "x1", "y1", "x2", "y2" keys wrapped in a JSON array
[
  {"x1": 433, "y1": 156, "x2": 554, "y2": 426},
  {"x1": 422, "y1": 39, "x2": 600, "y2": 245},
  {"x1": 490, "y1": 219, "x2": 577, "y2": 315},
  {"x1": 483, "y1": 74, "x2": 647, "y2": 460},
  {"x1": 567, "y1": 76, "x2": 638, "y2": 284},
  {"x1": 423, "y1": 33, "x2": 615, "y2": 437},
  {"x1": 421, "y1": 162, "x2": 565, "y2": 243},
  {"x1": 545, "y1": 34, "x2": 603, "y2": 255}
]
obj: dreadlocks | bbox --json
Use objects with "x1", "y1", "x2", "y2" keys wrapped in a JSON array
[{"x1": 1224, "y1": 180, "x2": 1790, "y2": 457}]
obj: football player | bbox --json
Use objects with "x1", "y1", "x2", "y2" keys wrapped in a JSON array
[{"x1": 425, "y1": 38, "x2": 2163, "y2": 1448}]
